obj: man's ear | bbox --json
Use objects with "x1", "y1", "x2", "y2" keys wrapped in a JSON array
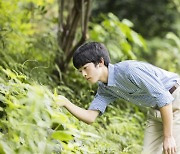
[{"x1": 99, "y1": 57, "x2": 105, "y2": 67}]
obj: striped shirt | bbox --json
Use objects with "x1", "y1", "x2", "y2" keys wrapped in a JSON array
[{"x1": 88, "y1": 60, "x2": 180, "y2": 115}]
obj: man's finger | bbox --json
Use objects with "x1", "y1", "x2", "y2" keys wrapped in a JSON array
[{"x1": 172, "y1": 147, "x2": 176, "y2": 154}]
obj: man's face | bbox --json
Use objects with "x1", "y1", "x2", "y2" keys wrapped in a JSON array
[{"x1": 78, "y1": 62, "x2": 101, "y2": 84}]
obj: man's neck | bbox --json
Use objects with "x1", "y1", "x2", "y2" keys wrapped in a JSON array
[{"x1": 100, "y1": 66, "x2": 108, "y2": 84}]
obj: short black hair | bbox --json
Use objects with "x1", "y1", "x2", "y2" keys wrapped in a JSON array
[{"x1": 73, "y1": 42, "x2": 110, "y2": 69}]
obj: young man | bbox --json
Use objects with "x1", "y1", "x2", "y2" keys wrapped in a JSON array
[{"x1": 57, "y1": 42, "x2": 180, "y2": 154}]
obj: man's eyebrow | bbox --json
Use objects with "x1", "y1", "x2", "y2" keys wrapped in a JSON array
[{"x1": 78, "y1": 68, "x2": 83, "y2": 72}]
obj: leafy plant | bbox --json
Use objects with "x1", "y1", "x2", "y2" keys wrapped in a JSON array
[
  {"x1": 0, "y1": 67, "x2": 97, "y2": 153},
  {"x1": 89, "y1": 13, "x2": 147, "y2": 63}
]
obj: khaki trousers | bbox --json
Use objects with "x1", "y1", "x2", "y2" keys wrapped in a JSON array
[{"x1": 142, "y1": 86, "x2": 180, "y2": 154}]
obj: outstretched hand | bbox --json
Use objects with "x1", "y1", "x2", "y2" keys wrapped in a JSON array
[{"x1": 55, "y1": 95, "x2": 70, "y2": 107}]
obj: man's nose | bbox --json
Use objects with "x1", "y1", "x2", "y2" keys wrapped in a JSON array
[{"x1": 82, "y1": 70, "x2": 87, "y2": 77}]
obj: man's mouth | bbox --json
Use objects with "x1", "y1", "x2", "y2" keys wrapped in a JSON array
[{"x1": 86, "y1": 77, "x2": 91, "y2": 80}]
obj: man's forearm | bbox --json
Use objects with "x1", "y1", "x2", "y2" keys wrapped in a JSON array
[
  {"x1": 160, "y1": 103, "x2": 176, "y2": 153},
  {"x1": 160, "y1": 103, "x2": 173, "y2": 137},
  {"x1": 64, "y1": 101, "x2": 99, "y2": 124}
]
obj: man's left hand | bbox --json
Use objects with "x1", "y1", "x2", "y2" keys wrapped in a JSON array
[{"x1": 163, "y1": 136, "x2": 176, "y2": 154}]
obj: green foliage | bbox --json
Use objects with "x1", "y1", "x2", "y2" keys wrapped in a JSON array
[
  {"x1": 93, "y1": 0, "x2": 179, "y2": 38},
  {"x1": 144, "y1": 32, "x2": 180, "y2": 73},
  {"x1": 0, "y1": 67, "x2": 94, "y2": 153},
  {"x1": 89, "y1": 13, "x2": 147, "y2": 63},
  {"x1": 83, "y1": 103, "x2": 146, "y2": 153},
  {"x1": 0, "y1": 0, "x2": 58, "y2": 85},
  {"x1": 0, "y1": 67, "x2": 61, "y2": 153}
]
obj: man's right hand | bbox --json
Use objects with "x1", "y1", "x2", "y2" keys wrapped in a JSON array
[
  {"x1": 55, "y1": 95, "x2": 99, "y2": 124},
  {"x1": 55, "y1": 95, "x2": 70, "y2": 107}
]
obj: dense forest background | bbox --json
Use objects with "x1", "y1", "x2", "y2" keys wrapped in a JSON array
[{"x1": 0, "y1": 0, "x2": 180, "y2": 153}]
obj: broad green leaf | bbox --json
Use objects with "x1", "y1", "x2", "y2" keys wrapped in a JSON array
[{"x1": 51, "y1": 131, "x2": 73, "y2": 141}]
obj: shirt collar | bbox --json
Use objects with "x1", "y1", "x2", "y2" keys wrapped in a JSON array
[
  {"x1": 107, "y1": 63, "x2": 115, "y2": 86},
  {"x1": 98, "y1": 63, "x2": 116, "y2": 87}
]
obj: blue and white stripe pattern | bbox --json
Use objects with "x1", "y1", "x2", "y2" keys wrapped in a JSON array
[{"x1": 88, "y1": 60, "x2": 180, "y2": 114}]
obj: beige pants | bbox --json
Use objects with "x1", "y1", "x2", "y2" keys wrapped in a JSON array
[{"x1": 142, "y1": 86, "x2": 180, "y2": 154}]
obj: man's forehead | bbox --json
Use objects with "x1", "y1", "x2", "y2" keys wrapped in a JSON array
[{"x1": 78, "y1": 63, "x2": 91, "y2": 71}]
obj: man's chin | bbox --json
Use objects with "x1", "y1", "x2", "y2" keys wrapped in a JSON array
[{"x1": 88, "y1": 79, "x2": 97, "y2": 84}]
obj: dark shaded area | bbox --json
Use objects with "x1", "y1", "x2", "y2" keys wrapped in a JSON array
[{"x1": 92, "y1": 0, "x2": 177, "y2": 38}]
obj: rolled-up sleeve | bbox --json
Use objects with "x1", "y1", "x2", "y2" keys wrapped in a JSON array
[{"x1": 88, "y1": 90, "x2": 116, "y2": 115}]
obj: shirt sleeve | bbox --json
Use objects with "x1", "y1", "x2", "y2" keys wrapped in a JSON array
[
  {"x1": 88, "y1": 88, "x2": 116, "y2": 115},
  {"x1": 128, "y1": 66, "x2": 174, "y2": 108}
]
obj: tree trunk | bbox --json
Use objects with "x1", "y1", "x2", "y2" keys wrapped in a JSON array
[{"x1": 56, "y1": 0, "x2": 92, "y2": 72}]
